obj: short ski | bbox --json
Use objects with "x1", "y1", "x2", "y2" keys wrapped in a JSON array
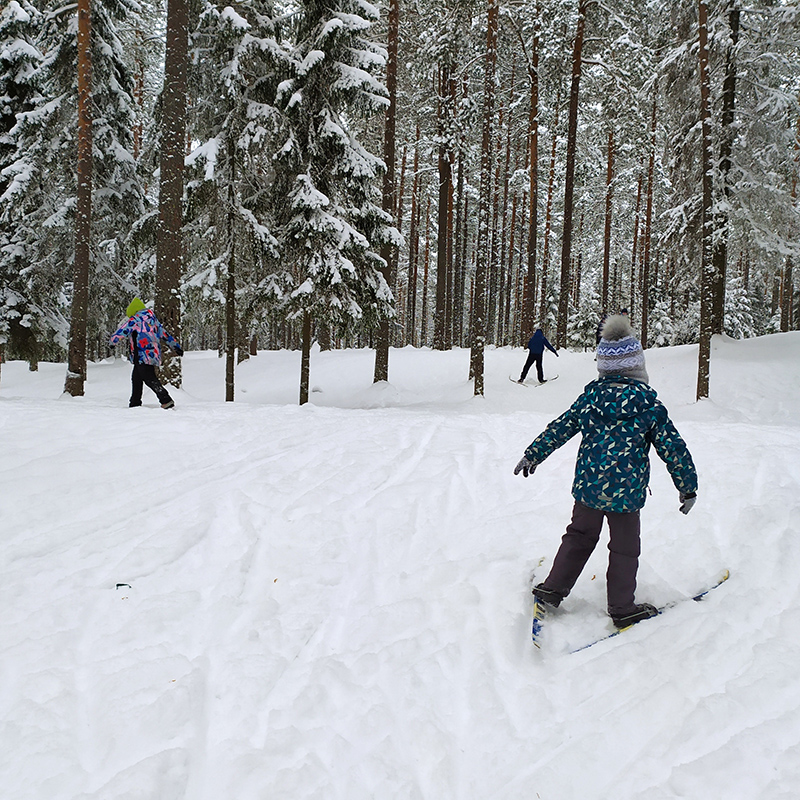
[
  {"x1": 510, "y1": 374, "x2": 559, "y2": 387},
  {"x1": 529, "y1": 558, "x2": 547, "y2": 649},
  {"x1": 570, "y1": 569, "x2": 730, "y2": 653}
]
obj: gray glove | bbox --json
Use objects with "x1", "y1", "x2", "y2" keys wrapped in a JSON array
[
  {"x1": 514, "y1": 456, "x2": 536, "y2": 478},
  {"x1": 679, "y1": 492, "x2": 697, "y2": 515}
]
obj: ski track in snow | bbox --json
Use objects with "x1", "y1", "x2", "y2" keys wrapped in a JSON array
[{"x1": 1, "y1": 334, "x2": 800, "y2": 799}]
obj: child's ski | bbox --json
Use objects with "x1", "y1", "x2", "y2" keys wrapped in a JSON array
[
  {"x1": 529, "y1": 558, "x2": 547, "y2": 649},
  {"x1": 509, "y1": 375, "x2": 559, "y2": 388},
  {"x1": 570, "y1": 569, "x2": 730, "y2": 653}
]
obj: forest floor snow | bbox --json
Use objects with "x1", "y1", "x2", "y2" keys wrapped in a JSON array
[{"x1": 1, "y1": 332, "x2": 799, "y2": 799}]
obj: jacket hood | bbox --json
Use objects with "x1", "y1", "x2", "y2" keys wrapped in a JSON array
[
  {"x1": 126, "y1": 297, "x2": 146, "y2": 317},
  {"x1": 584, "y1": 376, "x2": 658, "y2": 422}
]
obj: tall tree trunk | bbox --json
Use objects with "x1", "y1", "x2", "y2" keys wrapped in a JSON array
[
  {"x1": 521, "y1": 3, "x2": 540, "y2": 344},
  {"x1": 374, "y1": 0, "x2": 399, "y2": 380},
  {"x1": 434, "y1": 61, "x2": 454, "y2": 350},
  {"x1": 556, "y1": 0, "x2": 588, "y2": 348},
  {"x1": 65, "y1": 0, "x2": 92, "y2": 397},
  {"x1": 299, "y1": 310, "x2": 311, "y2": 405},
  {"x1": 787, "y1": 117, "x2": 800, "y2": 331},
  {"x1": 225, "y1": 142, "x2": 236, "y2": 402},
  {"x1": 641, "y1": 93, "x2": 657, "y2": 349},
  {"x1": 497, "y1": 67, "x2": 515, "y2": 346},
  {"x1": 421, "y1": 197, "x2": 431, "y2": 345},
  {"x1": 629, "y1": 173, "x2": 643, "y2": 316},
  {"x1": 697, "y1": 0, "x2": 714, "y2": 400},
  {"x1": 406, "y1": 124, "x2": 421, "y2": 346},
  {"x1": 394, "y1": 143, "x2": 407, "y2": 343},
  {"x1": 471, "y1": 0, "x2": 499, "y2": 395},
  {"x1": 453, "y1": 151, "x2": 466, "y2": 347},
  {"x1": 539, "y1": 92, "x2": 560, "y2": 330},
  {"x1": 601, "y1": 129, "x2": 614, "y2": 312},
  {"x1": 155, "y1": 0, "x2": 188, "y2": 389},
  {"x1": 712, "y1": 0, "x2": 740, "y2": 335}
]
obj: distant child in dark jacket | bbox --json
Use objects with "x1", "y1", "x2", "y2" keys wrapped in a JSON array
[
  {"x1": 518, "y1": 328, "x2": 559, "y2": 384},
  {"x1": 109, "y1": 297, "x2": 184, "y2": 409},
  {"x1": 514, "y1": 315, "x2": 698, "y2": 628}
]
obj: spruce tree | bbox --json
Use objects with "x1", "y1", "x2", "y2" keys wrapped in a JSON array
[
  {"x1": 0, "y1": 0, "x2": 42, "y2": 365},
  {"x1": 0, "y1": 0, "x2": 145, "y2": 364},
  {"x1": 273, "y1": 0, "x2": 394, "y2": 404},
  {"x1": 185, "y1": 0, "x2": 287, "y2": 399}
]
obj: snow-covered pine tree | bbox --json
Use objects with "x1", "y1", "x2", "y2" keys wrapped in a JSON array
[
  {"x1": 185, "y1": 0, "x2": 287, "y2": 400},
  {"x1": 273, "y1": 0, "x2": 395, "y2": 404},
  {"x1": 0, "y1": 0, "x2": 42, "y2": 367},
  {"x1": 0, "y1": 0, "x2": 146, "y2": 364}
]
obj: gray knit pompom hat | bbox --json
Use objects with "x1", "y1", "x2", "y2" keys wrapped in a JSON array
[{"x1": 596, "y1": 314, "x2": 649, "y2": 383}]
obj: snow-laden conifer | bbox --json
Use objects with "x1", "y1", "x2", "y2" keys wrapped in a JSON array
[
  {"x1": 0, "y1": 0, "x2": 146, "y2": 361},
  {"x1": 0, "y1": 0, "x2": 42, "y2": 363},
  {"x1": 272, "y1": 0, "x2": 395, "y2": 402},
  {"x1": 184, "y1": 0, "x2": 287, "y2": 396}
]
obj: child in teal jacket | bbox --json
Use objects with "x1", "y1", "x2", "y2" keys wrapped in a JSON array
[{"x1": 514, "y1": 315, "x2": 697, "y2": 628}]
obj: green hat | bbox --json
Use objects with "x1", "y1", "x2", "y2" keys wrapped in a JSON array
[{"x1": 126, "y1": 297, "x2": 146, "y2": 317}]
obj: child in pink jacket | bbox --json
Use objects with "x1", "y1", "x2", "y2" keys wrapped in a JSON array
[{"x1": 109, "y1": 298, "x2": 183, "y2": 408}]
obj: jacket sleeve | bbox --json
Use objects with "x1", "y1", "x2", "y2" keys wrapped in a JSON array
[
  {"x1": 154, "y1": 317, "x2": 181, "y2": 351},
  {"x1": 108, "y1": 317, "x2": 134, "y2": 346},
  {"x1": 649, "y1": 407, "x2": 698, "y2": 495},
  {"x1": 161, "y1": 329, "x2": 181, "y2": 351},
  {"x1": 544, "y1": 335, "x2": 558, "y2": 355},
  {"x1": 524, "y1": 397, "x2": 583, "y2": 465}
]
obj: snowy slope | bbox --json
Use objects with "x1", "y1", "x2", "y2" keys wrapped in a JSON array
[{"x1": 1, "y1": 334, "x2": 799, "y2": 799}]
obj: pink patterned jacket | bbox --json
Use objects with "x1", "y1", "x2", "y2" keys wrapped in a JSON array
[{"x1": 109, "y1": 309, "x2": 181, "y2": 366}]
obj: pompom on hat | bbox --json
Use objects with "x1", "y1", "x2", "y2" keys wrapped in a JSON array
[{"x1": 596, "y1": 314, "x2": 649, "y2": 383}]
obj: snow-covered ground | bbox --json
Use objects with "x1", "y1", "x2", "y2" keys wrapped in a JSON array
[{"x1": 2, "y1": 333, "x2": 799, "y2": 799}]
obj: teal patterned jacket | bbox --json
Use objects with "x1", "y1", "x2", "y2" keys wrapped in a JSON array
[{"x1": 524, "y1": 377, "x2": 697, "y2": 512}]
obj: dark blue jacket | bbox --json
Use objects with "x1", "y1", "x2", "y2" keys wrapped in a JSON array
[
  {"x1": 524, "y1": 377, "x2": 697, "y2": 512},
  {"x1": 527, "y1": 330, "x2": 557, "y2": 355}
]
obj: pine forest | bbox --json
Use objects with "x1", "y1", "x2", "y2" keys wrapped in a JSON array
[{"x1": 0, "y1": 0, "x2": 797, "y2": 401}]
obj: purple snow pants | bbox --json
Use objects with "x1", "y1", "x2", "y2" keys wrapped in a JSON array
[{"x1": 542, "y1": 501, "x2": 641, "y2": 615}]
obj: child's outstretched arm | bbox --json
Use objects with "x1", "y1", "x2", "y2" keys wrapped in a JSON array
[
  {"x1": 514, "y1": 401, "x2": 582, "y2": 476},
  {"x1": 650, "y1": 408, "x2": 698, "y2": 510}
]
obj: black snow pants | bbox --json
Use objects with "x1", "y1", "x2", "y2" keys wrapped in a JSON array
[
  {"x1": 520, "y1": 351, "x2": 544, "y2": 382},
  {"x1": 130, "y1": 363, "x2": 173, "y2": 408},
  {"x1": 542, "y1": 501, "x2": 642, "y2": 615}
]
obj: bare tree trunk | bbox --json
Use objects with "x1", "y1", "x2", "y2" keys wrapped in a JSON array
[
  {"x1": 630, "y1": 173, "x2": 643, "y2": 315},
  {"x1": 374, "y1": 0, "x2": 400, "y2": 380},
  {"x1": 497, "y1": 67, "x2": 515, "y2": 346},
  {"x1": 601, "y1": 129, "x2": 614, "y2": 312},
  {"x1": 787, "y1": 117, "x2": 800, "y2": 331},
  {"x1": 471, "y1": 0, "x2": 499, "y2": 395},
  {"x1": 641, "y1": 94, "x2": 656, "y2": 349},
  {"x1": 225, "y1": 146, "x2": 236, "y2": 402},
  {"x1": 65, "y1": 0, "x2": 92, "y2": 397},
  {"x1": 406, "y1": 124, "x2": 421, "y2": 346},
  {"x1": 712, "y1": 0, "x2": 740, "y2": 335},
  {"x1": 697, "y1": 0, "x2": 714, "y2": 400},
  {"x1": 394, "y1": 143, "x2": 407, "y2": 344},
  {"x1": 421, "y1": 197, "x2": 431, "y2": 345},
  {"x1": 539, "y1": 92, "x2": 560, "y2": 330},
  {"x1": 434, "y1": 60, "x2": 454, "y2": 350},
  {"x1": 299, "y1": 310, "x2": 311, "y2": 405},
  {"x1": 155, "y1": 0, "x2": 188, "y2": 389},
  {"x1": 453, "y1": 151, "x2": 466, "y2": 347},
  {"x1": 521, "y1": 4, "x2": 540, "y2": 344},
  {"x1": 556, "y1": 0, "x2": 588, "y2": 348}
]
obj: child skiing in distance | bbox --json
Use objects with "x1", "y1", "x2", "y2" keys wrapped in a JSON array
[
  {"x1": 518, "y1": 328, "x2": 559, "y2": 384},
  {"x1": 109, "y1": 297, "x2": 184, "y2": 409},
  {"x1": 514, "y1": 314, "x2": 698, "y2": 629}
]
